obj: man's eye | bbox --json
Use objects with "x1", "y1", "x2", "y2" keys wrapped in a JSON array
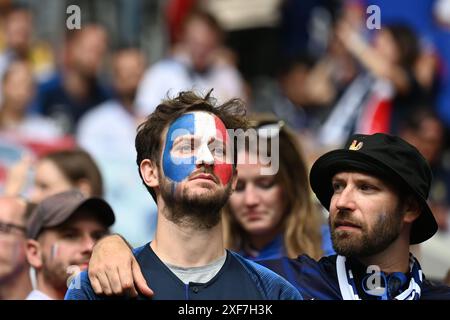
[
  {"x1": 332, "y1": 182, "x2": 344, "y2": 192},
  {"x1": 360, "y1": 184, "x2": 376, "y2": 192},
  {"x1": 211, "y1": 146, "x2": 225, "y2": 155},
  {"x1": 92, "y1": 232, "x2": 107, "y2": 241},
  {"x1": 178, "y1": 144, "x2": 193, "y2": 153},
  {"x1": 62, "y1": 232, "x2": 78, "y2": 240}
]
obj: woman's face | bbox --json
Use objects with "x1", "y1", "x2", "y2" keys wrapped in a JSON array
[
  {"x1": 30, "y1": 159, "x2": 73, "y2": 203},
  {"x1": 228, "y1": 151, "x2": 286, "y2": 236}
]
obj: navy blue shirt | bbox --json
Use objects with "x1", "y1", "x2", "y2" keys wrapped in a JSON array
[
  {"x1": 239, "y1": 226, "x2": 335, "y2": 262},
  {"x1": 65, "y1": 243, "x2": 302, "y2": 300},
  {"x1": 32, "y1": 72, "x2": 111, "y2": 133},
  {"x1": 260, "y1": 254, "x2": 450, "y2": 300}
]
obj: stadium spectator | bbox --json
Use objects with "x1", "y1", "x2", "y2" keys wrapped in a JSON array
[
  {"x1": 25, "y1": 190, "x2": 114, "y2": 300},
  {"x1": 32, "y1": 24, "x2": 111, "y2": 133},
  {"x1": 0, "y1": 196, "x2": 35, "y2": 300},
  {"x1": 135, "y1": 9, "x2": 245, "y2": 117},
  {"x1": 223, "y1": 113, "x2": 333, "y2": 261}
]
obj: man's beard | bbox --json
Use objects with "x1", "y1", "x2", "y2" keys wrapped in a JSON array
[
  {"x1": 330, "y1": 208, "x2": 403, "y2": 257},
  {"x1": 41, "y1": 255, "x2": 88, "y2": 293},
  {"x1": 159, "y1": 169, "x2": 232, "y2": 230},
  {"x1": 41, "y1": 255, "x2": 70, "y2": 293}
]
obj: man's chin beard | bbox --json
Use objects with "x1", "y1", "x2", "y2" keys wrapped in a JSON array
[
  {"x1": 331, "y1": 227, "x2": 401, "y2": 258},
  {"x1": 161, "y1": 180, "x2": 232, "y2": 230}
]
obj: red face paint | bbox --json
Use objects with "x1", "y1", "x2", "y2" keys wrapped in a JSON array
[{"x1": 213, "y1": 115, "x2": 233, "y2": 185}]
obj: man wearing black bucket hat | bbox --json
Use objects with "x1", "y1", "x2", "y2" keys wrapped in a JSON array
[{"x1": 83, "y1": 133, "x2": 450, "y2": 299}]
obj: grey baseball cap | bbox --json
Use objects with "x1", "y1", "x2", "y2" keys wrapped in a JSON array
[{"x1": 27, "y1": 190, "x2": 115, "y2": 239}]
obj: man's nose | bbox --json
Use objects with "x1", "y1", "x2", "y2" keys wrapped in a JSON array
[
  {"x1": 196, "y1": 145, "x2": 214, "y2": 166},
  {"x1": 333, "y1": 186, "x2": 356, "y2": 211},
  {"x1": 80, "y1": 236, "x2": 96, "y2": 254}
]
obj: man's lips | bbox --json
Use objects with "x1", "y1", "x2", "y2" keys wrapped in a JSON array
[
  {"x1": 72, "y1": 261, "x2": 89, "y2": 270},
  {"x1": 334, "y1": 220, "x2": 362, "y2": 230},
  {"x1": 190, "y1": 173, "x2": 218, "y2": 183}
]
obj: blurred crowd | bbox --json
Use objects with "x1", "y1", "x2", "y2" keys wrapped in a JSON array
[{"x1": 1, "y1": 0, "x2": 450, "y2": 298}]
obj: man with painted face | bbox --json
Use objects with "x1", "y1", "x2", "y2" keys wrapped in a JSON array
[
  {"x1": 65, "y1": 90, "x2": 301, "y2": 300},
  {"x1": 83, "y1": 132, "x2": 450, "y2": 300}
]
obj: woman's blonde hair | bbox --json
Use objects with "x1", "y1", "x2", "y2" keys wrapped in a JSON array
[{"x1": 222, "y1": 114, "x2": 324, "y2": 260}]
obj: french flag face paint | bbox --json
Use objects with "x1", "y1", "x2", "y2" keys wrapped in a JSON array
[
  {"x1": 162, "y1": 111, "x2": 233, "y2": 185},
  {"x1": 50, "y1": 243, "x2": 59, "y2": 261}
]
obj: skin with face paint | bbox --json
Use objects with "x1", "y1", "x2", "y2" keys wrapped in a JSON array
[
  {"x1": 0, "y1": 197, "x2": 32, "y2": 299},
  {"x1": 229, "y1": 150, "x2": 286, "y2": 250},
  {"x1": 138, "y1": 110, "x2": 237, "y2": 269},
  {"x1": 26, "y1": 211, "x2": 108, "y2": 299},
  {"x1": 329, "y1": 171, "x2": 406, "y2": 258},
  {"x1": 159, "y1": 111, "x2": 234, "y2": 221}
]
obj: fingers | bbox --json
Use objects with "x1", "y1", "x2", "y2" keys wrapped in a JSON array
[
  {"x1": 132, "y1": 259, "x2": 154, "y2": 297},
  {"x1": 93, "y1": 271, "x2": 114, "y2": 296},
  {"x1": 106, "y1": 266, "x2": 125, "y2": 295},
  {"x1": 118, "y1": 263, "x2": 139, "y2": 298}
]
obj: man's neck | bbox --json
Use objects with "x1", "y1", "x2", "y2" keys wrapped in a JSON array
[
  {"x1": 151, "y1": 212, "x2": 225, "y2": 268},
  {"x1": 356, "y1": 234, "x2": 411, "y2": 274},
  {"x1": 64, "y1": 69, "x2": 92, "y2": 100},
  {"x1": 0, "y1": 267, "x2": 32, "y2": 300},
  {"x1": 36, "y1": 273, "x2": 66, "y2": 300}
]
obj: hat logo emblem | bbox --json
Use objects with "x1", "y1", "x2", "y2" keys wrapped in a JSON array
[{"x1": 349, "y1": 140, "x2": 363, "y2": 151}]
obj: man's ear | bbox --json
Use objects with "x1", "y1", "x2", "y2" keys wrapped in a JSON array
[
  {"x1": 26, "y1": 239, "x2": 43, "y2": 269},
  {"x1": 75, "y1": 179, "x2": 92, "y2": 197},
  {"x1": 140, "y1": 159, "x2": 159, "y2": 188},
  {"x1": 403, "y1": 198, "x2": 421, "y2": 224}
]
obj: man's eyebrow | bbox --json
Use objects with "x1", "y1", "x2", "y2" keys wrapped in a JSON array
[
  {"x1": 172, "y1": 135, "x2": 196, "y2": 145},
  {"x1": 331, "y1": 179, "x2": 343, "y2": 186},
  {"x1": 353, "y1": 177, "x2": 383, "y2": 186},
  {"x1": 57, "y1": 226, "x2": 79, "y2": 233},
  {"x1": 208, "y1": 137, "x2": 225, "y2": 145},
  {"x1": 331, "y1": 176, "x2": 345, "y2": 182}
]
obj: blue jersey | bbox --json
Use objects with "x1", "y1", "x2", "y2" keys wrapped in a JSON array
[
  {"x1": 239, "y1": 226, "x2": 335, "y2": 262},
  {"x1": 259, "y1": 254, "x2": 450, "y2": 300},
  {"x1": 65, "y1": 243, "x2": 302, "y2": 300}
]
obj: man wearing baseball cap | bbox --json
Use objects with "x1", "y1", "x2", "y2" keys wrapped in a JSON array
[
  {"x1": 25, "y1": 190, "x2": 115, "y2": 300},
  {"x1": 85, "y1": 132, "x2": 450, "y2": 300}
]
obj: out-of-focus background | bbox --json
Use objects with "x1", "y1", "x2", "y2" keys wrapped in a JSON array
[{"x1": 0, "y1": 0, "x2": 449, "y2": 282}]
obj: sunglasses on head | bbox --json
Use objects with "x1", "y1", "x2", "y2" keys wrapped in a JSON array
[
  {"x1": 249, "y1": 120, "x2": 285, "y2": 139},
  {"x1": 0, "y1": 221, "x2": 26, "y2": 236}
]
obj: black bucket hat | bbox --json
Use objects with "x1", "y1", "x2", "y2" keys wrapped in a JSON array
[{"x1": 309, "y1": 133, "x2": 437, "y2": 244}]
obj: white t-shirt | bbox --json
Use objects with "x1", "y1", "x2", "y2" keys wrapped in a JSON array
[{"x1": 25, "y1": 290, "x2": 52, "y2": 300}]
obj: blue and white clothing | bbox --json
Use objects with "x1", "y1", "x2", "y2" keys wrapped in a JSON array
[{"x1": 260, "y1": 254, "x2": 450, "y2": 300}]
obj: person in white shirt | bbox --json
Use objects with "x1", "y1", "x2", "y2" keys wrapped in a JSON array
[{"x1": 135, "y1": 9, "x2": 245, "y2": 117}]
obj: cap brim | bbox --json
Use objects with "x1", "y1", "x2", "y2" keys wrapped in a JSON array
[
  {"x1": 75, "y1": 198, "x2": 115, "y2": 227},
  {"x1": 309, "y1": 149, "x2": 437, "y2": 244}
]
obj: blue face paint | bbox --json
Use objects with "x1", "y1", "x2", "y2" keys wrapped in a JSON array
[{"x1": 162, "y1": 113, "x2": 196, "y2": 182}]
